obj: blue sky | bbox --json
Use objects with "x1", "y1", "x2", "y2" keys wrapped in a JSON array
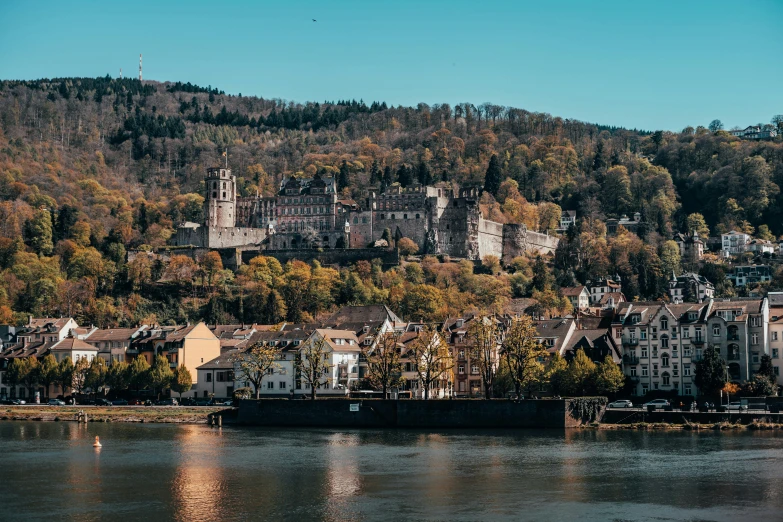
[{"x1": 1, "y1": 0, "x2": 780, "y2": 131}]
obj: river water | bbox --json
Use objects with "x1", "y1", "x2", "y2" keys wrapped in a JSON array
[{"x1": 1, "y1": 422, "x2": 782, "y2": 521}]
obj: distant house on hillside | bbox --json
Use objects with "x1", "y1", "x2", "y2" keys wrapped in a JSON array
[
  {"x1": 557, "y1": 210, "x2": 577, "y2": 232},
  {"x1": 673, "y1": 231, "x2": 704, "y2": 263},
  {"x1": 561, "y1": 286, "x2": 589, "y2": 310},
  {"x1": 730, "y1": 126, "x2": 778, "y2": 140},
  {"x1": 606, "y1": 213, "x2": 642, "y2": 235}
]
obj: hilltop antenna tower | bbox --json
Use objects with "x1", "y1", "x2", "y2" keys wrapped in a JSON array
[
  {"x1": 119, "y1": 68, "x2": 122, "y2": 79},
  {"x1": 139, "y1": 54, "x2": 142, "y2": 81}
]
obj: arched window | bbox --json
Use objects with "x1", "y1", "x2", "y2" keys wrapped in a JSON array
[
  {"x1": 661, "y1": 335, "x2": 669, "y2": 348},
  {"x1": 661, "y1": 352, "x2": 669, "y2": 367},
  {"x1": 660, "y1": 317, "x2": 668, "y2": 330},
  {"x1": 728, "y1": 344, "x2": 739, "y2": 360},
  {"x1": 662, "y1": 372, "x2": 670, "y2": 386},
  {"x1": 727, "y1": 325, "x2": 739, "y2": 340}
]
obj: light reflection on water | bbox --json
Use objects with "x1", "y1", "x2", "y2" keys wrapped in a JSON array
[{"x1": 1, "y1": 422, "x2": 783, "y2": 521}]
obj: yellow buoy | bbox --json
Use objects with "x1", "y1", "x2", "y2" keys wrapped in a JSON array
[{"x1": 93, "y1": 436, "x2": 102, "y2": 448}]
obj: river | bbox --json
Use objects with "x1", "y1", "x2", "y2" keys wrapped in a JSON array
[{"x1": 1, "y1": 422, "x2": 782, "y2": 521}]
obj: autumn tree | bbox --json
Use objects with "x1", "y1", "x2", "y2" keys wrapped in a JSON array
[
  {"x1": 231, "y1": 342, "x2": 280, "y2": 399},
  {"x1": 562, "y1": 350, "x2": 596, "y2": 396},
  {"x1": 85, "y1": 357, "x2": 109, "y2": 396},
  {"x1": 397, "y1": 237, "x2": 419, "y2": 257},
  {"x1": 593, "y1": 354, "x2": 624, "y2": 395},
  {"x1": 107, "y1": 361, "x2": 131, "y2": 393},
  {"x1": 55, "y1": 357, "x2": 74, "y2": 396},
  {"x1": 171, "y1": 365, "x2": 193, "y2": 398},
  {"x1": 407, "y1": 326, "x2": 453, "y2": 399},
  {"x1": 71, "y1": 357, "x2": 90, "y2": 395},
  {"x1": 129, "y1": 355, "x2": 151, "y2": 394},
  {"x1": 501, "y1": 316, "x2": 548, "y2": 398},
  {"x1": 149, "y1": 355, "x2": 174, "y2": 400},
  {"x1": 38, "y1": 354, "x2": 59, "y2": 398},
  {"x1": 364, "y1": 331, "x2": 403, "y2": 398},
  {"x1": 24, "y1": 209, "x2": 54, "y2": 256}
]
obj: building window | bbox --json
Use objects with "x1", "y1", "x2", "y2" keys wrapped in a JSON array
[
  {"x1": 642, "y1": 365, "x2": 648, "y2": 377},
  {"x1": 661, "y1": 335, "x2": 669, "y2": 348},
  {"x1": 775, "y1": 368, "x2": 780, "y2": 376},
  {"x1": 774, "y1": 348, "x2": 779, "y2": 359},
  {"x1": 661, "y1": 353, "x2": 669, "y2": 367},
  {"x1": 630, "y1": 367, "x2": 637, "y2": 377},
  {"x1": 662, "y1": 372, "x2": 670, "y2": 386},
  {"x1": 774, "y1": 332, "x2": 779, "y2": 341},
  {"x1": 471, "y1": 365, "x2": 479, "y2": 375},
  {"x1": 685, "y1": 385, "x2": 692, "y2": 396},
  {"x1": 206, "y1": 373, "x2": 212, "y2": 382},
  {"x1": 279, "y1": 382, "x2": 286, "y2": 389},
  {"x1": 684, "y1": 365, "x2": 691, "y2": 376},
  {"x1": 660, "y1": 318, "x2": 668, "y2": 330},
  {"x1": 267, "y1": 382, "x2": 274, "y2": 389},
  {"x1": 752, "y1": 333, "x2": 759, "y2": 345},
  {"x1": 458, "y1": 365, "x2": 465, "y2": 375},
  {"x1": 753, "y1": 352, "x2": 759, "y2": 364},
  {"x1": 713, "y1": 325, "x2": 720, "y2": 336},
  {"x1": 640, "y1": 330, "x2": 647, "y2": 340}
]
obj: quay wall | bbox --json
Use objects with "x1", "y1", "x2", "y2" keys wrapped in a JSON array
[
  {"x1": 601, "y1": 409, "x2": 783, "y2": 425},
  {"x1": 237, "y1": 399, "x2": 589, "y2": 429}
]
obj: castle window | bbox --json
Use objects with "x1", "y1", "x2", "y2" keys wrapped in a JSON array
[
  {"x1": 353, "y1": 217, "x2": 358, "y2": 224},
  {"x1": 222, "y1": 192, "x2": 226, "y2": 198},
  {"x1": 213, "y1": 192, "x2": 217, "y2": 199},
  {"x1": 222, "y1": 182, "x2": 226, "y2": 189},
  {"x1": 404, "y1": 214, "x2": 408, "y2": 219},
  {"x1": 391, "y1": 214, "x2": 395, "y2": 220},
  {"x1": 416, "y1": 214, "x2": 420, "y2": 219},
  {"x1": 380, "y1": 214, "x2": 385, "y2": 220}
]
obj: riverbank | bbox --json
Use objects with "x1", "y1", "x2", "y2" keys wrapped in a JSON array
[{"x1": 0, "y1": 406, "x2": 227, "y2": 424}]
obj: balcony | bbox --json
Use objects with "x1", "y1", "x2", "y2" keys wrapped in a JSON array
[
  {"x1": 623, "y1": 355, "x2": 640, "y2": 365},
  {"x1": 727, "y1": 353, "x2": 740, "y2": 361},
  {"x1": 338, "y1": 364, "x2": 358, "y2": 380},
  {"x1": 692, "y1": 338, "x2": 705, "y2": 345},
  {"x1": 624, "y1": 338, "x2": 639, "y2": 346}
]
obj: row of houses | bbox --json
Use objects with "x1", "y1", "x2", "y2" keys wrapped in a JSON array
[{"x1": 3, "y1": 293, "x2": 783, "y2": 401}]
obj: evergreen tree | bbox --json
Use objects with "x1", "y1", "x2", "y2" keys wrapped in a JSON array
[
  {"x1": 417, "y1": 160, "x2": 432, "y2": 185},
  {"x1": 369, "y1": 160, "x2": 381, "y2": 184},
  {"x1": 694, "y1": 345, "x2": 726, "y2": 397},
  {"x1": 531, "y1": 255, "x2": 554, "y2": 292},
  {"x1": 54, "y1": 205, "x2": 78, "y2": 242},
  {"x1": 382, "y1": 165, "x2": 393, "y2": 188},
  {"x1": 483, "y1": 154, "x2": 502, "y2": 197},
  {"x1": 397, "y1": 164, "x2": 413, "y2": 187},
  {"x1": 338, "y1": 160, "x2": 350, "y2": 191},
  {"x1": 758, "y1": 354, "x2": 775, "y2": 381}
]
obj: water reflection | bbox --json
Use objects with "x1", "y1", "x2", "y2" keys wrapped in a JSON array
[{"x1": 2, "y1": 423, "x2": 783, "y2": 521}]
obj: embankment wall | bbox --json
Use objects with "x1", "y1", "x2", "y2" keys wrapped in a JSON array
[{"x1": 237, "y1": 399, "x2": 590, "y2": 429}]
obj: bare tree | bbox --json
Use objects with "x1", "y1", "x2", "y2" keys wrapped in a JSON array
[
  {"x1": 468, "y1": 317, "x2": 501, "y2": 399},
  {"x1": 407, "y1": 326, "x2": 453, "y2": 399},
  {"x1": 231, "y1": 342, "x2": 280, "y2": 399},
  {"x1": 296, "y1": 335, "x2": 333, "y2": 400},
  {"x1": 363, "y1": 331, "x2": 403, "y2": 398}
]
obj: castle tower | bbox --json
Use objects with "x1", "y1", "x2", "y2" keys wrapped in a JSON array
[{"x1": 204, "y1": 167, "x2": 236, "y2": 228}]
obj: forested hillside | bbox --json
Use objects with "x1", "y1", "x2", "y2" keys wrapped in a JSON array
[{"x1": 0, "y1": 76, "x2": 781, "y2": 327}]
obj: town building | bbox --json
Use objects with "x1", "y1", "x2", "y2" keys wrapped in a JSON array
[
  {"x1": 557, "y1": 210, "x2": 577, "y2": 232},
  {"x1": 130, "y1": 323, "x2": 220, "y2": 388},
  {"x1": 561, "y1": 286, "x2": 590, "y2": 310},
  {"x1": 668, "y1": 273, "x2": 715, "y2": 303},
  {"x1": 747, "y1": 239, "x2": 775, "y2": 256},
  {"x1": 563, "y1": 329, "x2": 621, "y2": 365},
  {"x1": 596, "y1": 292, "x2": 626, "y2": 310},
  {"x1": 534, "y1": 319, "x2": 577, "y2": 358},
  {"x1": 615, "y1": 298, "x2": 769, "y2": 397},
  {"x1": 767, "y1": 292, "x2": 783, "y2": 385},
  {"x1": 721, "y1": 230, "x2": 751, "y2": 256},
  {"x1": 587, "y1": 278, "x2": 622, "y2": 305},
  {"x1": 673, "y1": 231, "x2": 704, "y2": 263},
  {"x1": 194, "y1": 350, "x2": 239, "y2": 400},
  {"x1": 442, "y1": 315, "x2": 504, "y2": 398},
  {"x1": 730, "y1": 126, "x2": 778, "y2": 140},
  {"x1": 84, "y1": 327, "x2": 150, "y2": 363},
  {"x1": 606, "y1": 213, "x2": 642, "y2": 235},
  {"x1": 726, "y1": 265, "x2": 772, "y2": 288}
]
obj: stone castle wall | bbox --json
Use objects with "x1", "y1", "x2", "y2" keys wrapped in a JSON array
[
  {"x1": 477, "y1": 217, "x2": 504, "y2": 259},
  {"x1": 174, "y1": 225, "x2": 267, "y2": 249}
]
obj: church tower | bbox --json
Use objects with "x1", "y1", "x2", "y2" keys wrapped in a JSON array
[{"x1": 204, "y1": 167, "x2": 236, "y2": 228}]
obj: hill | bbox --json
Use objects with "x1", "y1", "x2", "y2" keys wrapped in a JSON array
[{"x1": 0, "y1": 76, "x2": 781, "y2": 326}]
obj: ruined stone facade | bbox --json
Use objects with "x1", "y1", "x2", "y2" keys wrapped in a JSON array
[{"x1": 173, "y1": 168, "x2": 558, "y2": 260}]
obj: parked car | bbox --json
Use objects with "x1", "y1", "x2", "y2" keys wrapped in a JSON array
[
  {"x1": 179, "y1": 397, "x2": 195, "y2": 406},
  {"x1": 642, "y1": 399, "x2": 670, "y2": 410},
  {"x1": 608, "y1": 400, "x2": 634, "y2": 408},
  {"x1": 195, "y1": 399, "x2": 212, "y2": 406},
  {"x1": 10, "y1": 399, "x2": 26, "y2": 405},
  {"x1": 156, "y1": 398, "x2": 178, "y2": 406},
  {"x1": 728, "y1": 402, "x2": 748, "y2": 412},
  {"x1": 47, "y1": 399, "x2": 66, "y2": 406},
  {"x1": 111, "y1": 399, "x2": 129, "y2": 406},
  {"x1": 211, "y1": 399, "x2": 233, "y2": 406},
  {"x1": 95, "y1": 398, "x2": 112, "y2": 406}
]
